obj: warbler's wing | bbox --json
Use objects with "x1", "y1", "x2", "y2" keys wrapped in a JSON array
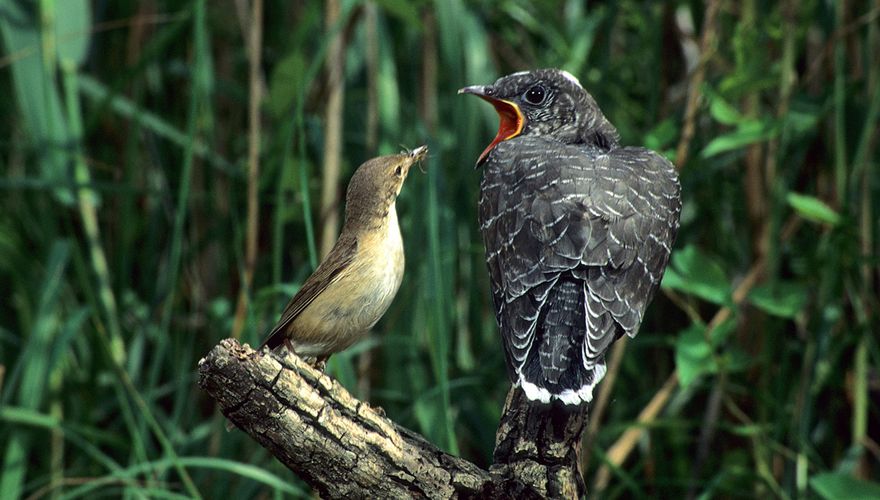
[{"x1": 260, "y1": 234, "x2": 359, "y2": 350}]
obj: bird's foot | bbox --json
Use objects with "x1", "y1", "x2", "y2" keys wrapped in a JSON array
[
  {"x1": 368, "y1": 403, "x2": 386, "y2": 418},
  {"x1": 312, "y1": 357, "x2": 328, "y2": 373}
]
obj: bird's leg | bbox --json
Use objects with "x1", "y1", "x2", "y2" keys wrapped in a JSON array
[
  {"x1": 313, "y1": 356, "x2": 328, "y2": 373},
  {"x1": 367, "y1": 402, "x2": 386, "y2": 418},
  {"x1": 275, "y1": 338, "x2": 300, "y2": 370},
  {"x1": 283, "y1": 337, "x2": 296, "y2": 355}
]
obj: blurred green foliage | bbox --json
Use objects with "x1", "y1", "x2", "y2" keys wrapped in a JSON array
[{"x1": 1, "y1": 0, "x2": 878, "y2": 498}]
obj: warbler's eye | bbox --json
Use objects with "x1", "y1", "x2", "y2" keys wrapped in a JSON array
[{"x1": 524, "y1": 85, "x2": 546, "y2": 105}]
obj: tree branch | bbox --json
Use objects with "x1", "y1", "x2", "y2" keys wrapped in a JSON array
[
  {"x1": 492, "y1": 389, "x2": 588, "y2": 498},
  {"x1": 198, "y1": 339, "x2": 589, "y2": 498}
]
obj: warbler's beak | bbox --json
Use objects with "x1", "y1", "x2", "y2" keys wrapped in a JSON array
[
  {"x1": 458, "y1": 85, "x2": 524, "y2": 167},
  {"x1": 408, "y1": 144, "x2": 428, "y2": 174},
  {"x1": 410, "y1": 145, "x2": 428, "y2": 161},
  {"x1": 396, "y1": 144, "x2": 427, "y2": 178}
]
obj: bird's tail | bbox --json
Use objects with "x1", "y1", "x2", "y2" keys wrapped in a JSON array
[
  {"x1": 517, "y1": 277, "x2": 608, "y2": 405},
  {"x1": 260, "y1": 328, "x2": 285, "y2": 351}
]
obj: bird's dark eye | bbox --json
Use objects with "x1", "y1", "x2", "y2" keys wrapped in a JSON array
[
  {"x1": 524, "y1": 85, "x2": 546, "y2": 105},
  {"x1": 394, "y1": 165, "x2": 402, "y2": 176}
]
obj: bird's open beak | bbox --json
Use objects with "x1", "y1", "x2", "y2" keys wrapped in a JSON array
[
  {"x1": 458, "y1": 85, "x2": 524, "y2": 166},
  {"x1": 409, "y1": 144, "x2": 428, "y2": 173},
  {"x1": 397, "y1": 145, "x2": 428, "y2": 177},
  {"x1": 410, "y1": 145, "x2": 428, "y2": 161}
]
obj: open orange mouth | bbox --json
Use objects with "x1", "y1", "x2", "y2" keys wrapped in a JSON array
[
  {"x1": 477, "y1": 97, "x2": 524, "y2": 164},
  {"x1": 459, "y1": 85, "x2": 525, "y2": 165}
]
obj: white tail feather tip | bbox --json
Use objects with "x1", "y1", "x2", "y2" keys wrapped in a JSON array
[{"x1": 516, "y1": 362, "x2": 609, "y2": 406}]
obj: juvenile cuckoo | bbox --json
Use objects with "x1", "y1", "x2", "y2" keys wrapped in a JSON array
[{"x1": 461, "y1": 69, "x2": 680, "y2": 405}]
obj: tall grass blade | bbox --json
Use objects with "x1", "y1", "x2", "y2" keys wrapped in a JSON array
[
  {"x1": 0, "y1": 0, "x2": 73, "y2": 204},
  {"x1": 0, "y1": 241, "x2": 69, "y2": 499}
]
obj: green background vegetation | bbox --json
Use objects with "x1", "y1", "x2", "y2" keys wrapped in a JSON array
[{"x1": 2, "y1": 0, "x2": 878, "y2": 498}]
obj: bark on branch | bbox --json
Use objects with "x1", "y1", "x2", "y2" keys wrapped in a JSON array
[{"x1": 199, "y1": 339, "x2": 588, "y2": 498}]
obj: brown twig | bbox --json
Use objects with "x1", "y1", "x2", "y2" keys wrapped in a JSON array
[
  {"x1": 592, "y1": 216, "x2": 801, "y2": 491},
  {"x1": 862, "y1": 436, "x2": 880, "y2": 462},
  {"x1": 581, "y1": 337, "x2": 628, "y2": 470},
  {"x1": 685, "y1": 371, "x2": 727, "y2": 500},
  {"x1": 741, "y1": 0, "x2": 766, "y2": 258},
  {"x1": 231, "y1": 0, "x2": 264, "y2": 339},
  {"x1": 592, "y1": 256, "x2": 768, "y2": 491},
  {"x1": 674, "y1": 0, "x2": 723, "y2": 169},
  {"x1": 853, "y1": 1, "x2": 879, "y2": 479},
  {"x1": 232, "y1": 0, "x2": 268, "y2": 96},
  {"x1": 802, "y1": 5, "x2": 880, "y2": 86},
  {"x1": 420, "y1": 8, "x2": 439, "y2": 134},
  {"x1": 364, "y1": 2, "x2": 379, "y2": 156},
  {"x1": 319, "y1": 0, "x2": 347, "y2": 258},
  {"x1": 592, "y1": 370, "x2": 679, "y2": 491}
]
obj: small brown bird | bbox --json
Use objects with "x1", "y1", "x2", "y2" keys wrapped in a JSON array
[{"x1": 260, "y1": 146, "x2": 427, "y2": 363}]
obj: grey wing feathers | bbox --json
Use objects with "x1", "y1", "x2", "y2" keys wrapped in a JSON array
[
  {"x1": 576, "y1": 147, "x2": 680, "y2": 334},
  {"x1": 261, "y1": 236, "x2": 358, "y2": 350},
  {"x1": 480, "y1": 137, "x2": 680, "y2": 398}
]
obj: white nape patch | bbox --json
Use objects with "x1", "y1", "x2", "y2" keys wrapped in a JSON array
[{"x1": 558, "y1": 70, "x2": 583, "y2": 89}]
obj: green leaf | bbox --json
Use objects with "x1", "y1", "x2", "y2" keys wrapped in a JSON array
[
  {"x1": 708, "y1": 93, "x2": 743, "y2": 126},
  {"x1": 721, "y1": 346, "x2": 751, "y2": 373},
  {"x1": 675, "y1": 324, "x2": 715, "y2": 388},
  {"x1": 729, "y1": 424, "x2": 767, "y2": 437},
  {"x1": 77, "y1": 74, "x2": 239, "y2": 176},
  {"x1": 59, "y1": 457, "x2": 306, "y2": 499},
  {"x1": 374, "y1": 0, "x2": 422, "y2": 29},
  {"x1": 54, "y1": 0, "x2": 92, "y2": 66},
  {"x1": 0, "y1": 241, "x2": 70, "y2": 500},
  {"x1": 661, "y1": 244, "x2": 731, "y2": 305},
  {"x1": 786, "y1": 192, "x2": 841, "y2": 225},
  {"x1": 701, "y1": 120, "x2": 777, "y2": 158},
  {"x1": 327, "y1": 354, "x2": 358, "y2": 391},
  {"x1": 0, "y1": 407, "x2": 61, "y2": 428},
  {"x1": 644, "y1": 118, "x2": 678, "y2": 151},
  {"x1": 0, "y1": 2, "x2": 74, "y2": 204},
  {"x1": 674, "y1": 316, "x2": 742, "y2": 389},
  {"x1": 811, "y1": 472, "x2": 880, "y2": 500},
  {"x1": 267, "y1": 51, "x2": 307, "y2": 118},
  {"x1": 785, "y1": 105, "x2": 821, "y2": 135},
  {"x1": 748, "y1": 282, "x2": 809, "y2": 318},
  {"x1": 708, "y1": 317, "x2": 737, "y2": 345}
]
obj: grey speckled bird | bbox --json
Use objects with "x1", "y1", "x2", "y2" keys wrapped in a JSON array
[{"x1": 460, "y1": 69, "x2": 681, "y2": 405}]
